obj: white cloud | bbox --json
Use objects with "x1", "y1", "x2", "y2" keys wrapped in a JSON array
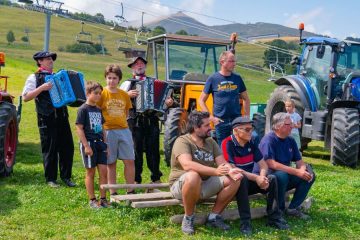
[
  {"x1": 321, "y1": 30, "x2": 333, "y2": 37},
  {"x1": 61, "y1": 0, "x2": 171, "y2": 27},
  {"x1": 179, "y1": 0, "x2": 215, "y2": 24},
  {"x1": 284, "y1": 7, "x2": 324, "y2": 33}
]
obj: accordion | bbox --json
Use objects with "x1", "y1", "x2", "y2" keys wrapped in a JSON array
[
  {"x1": 120, "y1": 77, "x2": 172, "y2": 114},
  {"x1": 45, "y1": 70, "x2": 86, "y2": 108}
]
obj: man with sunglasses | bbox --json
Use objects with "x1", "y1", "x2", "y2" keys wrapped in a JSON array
[
  {"x1": 222, "y1": 117, "x2": 289, "y2": 235},
  {"x1": 259, "y1": 112, "x2": 315, "y2": 220}
]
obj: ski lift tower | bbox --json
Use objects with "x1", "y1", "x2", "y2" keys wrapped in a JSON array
[{"x1": 21, "y1": 0, "x2": 64, "y2": 51}]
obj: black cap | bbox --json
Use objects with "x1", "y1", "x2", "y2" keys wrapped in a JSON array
[
  {"x1": 127, "y1": 56, "x2": 147, "y2": 68},
  {"x1": 232, "y1": 116, "x2": 253, "y2": 129},
  {"x1": 33, "y1": 51, "x2": 57, "y2": 61}
]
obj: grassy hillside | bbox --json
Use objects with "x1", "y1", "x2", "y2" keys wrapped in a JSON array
[{"x1": 2, "y1": 5, "x2": 359, "y2": 240}]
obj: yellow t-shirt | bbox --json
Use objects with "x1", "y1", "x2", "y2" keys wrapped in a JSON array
[{"x1": 97, "y1": 87, "x2": 132, "y2": 130}]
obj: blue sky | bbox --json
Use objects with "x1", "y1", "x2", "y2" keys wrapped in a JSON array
[{"x1": 61, "y1": 0, "x2": 359, "y2": 39}]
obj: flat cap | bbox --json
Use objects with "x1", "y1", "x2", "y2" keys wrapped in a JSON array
[
  {"x1": 127, "y1": 56, "x2": 147, "y2": 68},
  {"x1": 33, "y1": 51, "x2": 57, "y2": 61},
  {"x1": 232, "y1": 116, "x2": 253, "y2": 129}
]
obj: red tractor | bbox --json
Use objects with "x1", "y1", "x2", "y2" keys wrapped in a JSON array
[{"x1": 0, "y1": 52, "x2": 20, "y2": 176}]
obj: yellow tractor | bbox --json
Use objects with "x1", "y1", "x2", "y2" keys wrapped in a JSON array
[{"x1": 144, "y1": 34, "x2": 264, "y2": 165}]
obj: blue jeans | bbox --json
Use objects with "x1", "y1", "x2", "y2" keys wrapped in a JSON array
[
  {"x1": 215, "y1": 119, "x2": 233, "y2": 145},
  {"x1": 272, "y1": 170, "x2": 316, "y2": 211}
]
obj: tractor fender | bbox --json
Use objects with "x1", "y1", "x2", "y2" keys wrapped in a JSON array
[{"x1": 274, "y1": 75, "x2": 317, "y2": 111}]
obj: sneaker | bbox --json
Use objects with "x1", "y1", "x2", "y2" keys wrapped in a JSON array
[
  {"x1": 240, "y1": 221, "x2": 252, "y2": 235},
  {"x1": 267, "y1": 217, "x2": 290, "y2": 230},
  {"x1": 62, "y1": 179, "x2": 76, "y2": 187},
  {"x1": 89, "y1": 199, "x2": 100, "y2": 209},
  {"x1": 286, "y1": 208, "x2": 310, "y2": 220},
  {"x1": 181, "y1": 215, "x2": 195, "y2": 235},
  {"x1": 206, "y1": 215, "x2": 230, "y2": 231},
  {"x1": 99, "y1": 198, "x2": 109, "y2": 208},
  {"x1": 47, "y1": 181, "x2": 60, "y2": 188}
]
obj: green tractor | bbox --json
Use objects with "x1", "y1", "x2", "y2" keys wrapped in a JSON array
[{"x1": 265, "y1": 24, "x2": 360, "y2": 167}]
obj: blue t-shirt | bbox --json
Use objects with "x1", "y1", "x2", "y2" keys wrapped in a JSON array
[
  {"x1": 222, "y1": 134, "x2": 262, "y2": 173},
  {"x1": 259, "y1": 131, "x2": 301, "y2": 166},
  {"x1": 203, "y1": 72, "x2": 246, "y2": 119}
]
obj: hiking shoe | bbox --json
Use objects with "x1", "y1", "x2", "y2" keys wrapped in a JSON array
[
  {"x1": 181, "y1": 215, "x2": 195, "y2": 235},
  {"x1": 47, "y1": 181, "x2": 60, "y2": 188},
  {"x1": 89, "y1": 199, "x2": 100, "y2": 209},
  {"x1": 267, "y1": 218, "x2": 290, "y2": 230},
  {"x1": 240, "y1": 221, "x2": 252, "y2": 235},
  {"x1": 286, "y1": 207, "x2": 310, "y2": 220},
  {"x1": 206, "y1": 215, "x2": 230, "y2": 231},
  {"x1": 62, "y1": 179, "x2": 76, "y2": 187},
  {"x1": 99, "y1": 198, "x2": 109, "y2": 208}
]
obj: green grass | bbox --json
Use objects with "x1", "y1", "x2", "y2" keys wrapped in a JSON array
[{"x1": 1, "y1": 5, "x2": 360, "y2": 240}]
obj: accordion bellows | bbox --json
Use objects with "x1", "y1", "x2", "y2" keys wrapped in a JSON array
[{"x1": 45, "y1": 70, "x2": 86, "y2": 108}]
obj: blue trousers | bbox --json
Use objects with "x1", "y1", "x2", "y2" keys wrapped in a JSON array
[
  {"x1": 272, "y1": 170, "x2": 316, "y2": 210},
  {"x1": 215, "y1": 119, "x2": 233, "y2": 146}
]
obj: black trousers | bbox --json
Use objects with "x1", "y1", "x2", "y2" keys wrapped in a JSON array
[
  {"x1": 37, "y1": 112, "x2": 74, "y2": 182},
  {"x1": 236, "y1": 174, "x2": 282, "y2": 222},
  {"x1": 128, "y1": 115, "x2": 163, "y2": 183}
]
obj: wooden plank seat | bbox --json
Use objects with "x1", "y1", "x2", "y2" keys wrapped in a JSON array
[{"x1": 101, "y1": 183, "x2": 313, "y2": 224}]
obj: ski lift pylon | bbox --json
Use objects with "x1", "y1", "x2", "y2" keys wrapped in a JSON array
[{"x1": 135, "y1": 12, "x2": 150, "y2": 45}]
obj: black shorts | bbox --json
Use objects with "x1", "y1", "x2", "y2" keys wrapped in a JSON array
[{"x1": 80, "y1": 140, "x2": 107, "y2": 168}]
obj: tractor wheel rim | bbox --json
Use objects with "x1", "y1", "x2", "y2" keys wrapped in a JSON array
[{"x1": 5, "y1": 119, "x2": 16, "y2": 168}]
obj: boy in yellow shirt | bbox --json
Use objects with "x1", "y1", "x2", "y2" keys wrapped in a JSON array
[{"x1": 97, "y1": 64, "x2": 135, "y2": 194}]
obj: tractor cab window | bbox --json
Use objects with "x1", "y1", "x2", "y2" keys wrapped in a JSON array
[
  {"x1": 301, "y1": 44, "x2": 332, "y2": 109},
  {"x1": 337, "y1": 44, "x2": 360, "y2": 79},
  {"x1": 146, "y1": 41, "x2": 166, "y2": 80},
  {"x1": 302, "y1": 45, "x2": 332, "y2": 82},
  {"x1": 167, "y1": 41, "x2": 226, "y2": 82}
]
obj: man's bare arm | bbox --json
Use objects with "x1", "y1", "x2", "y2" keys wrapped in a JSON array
[{"x1": 239, "y1": 91, "x2": 250, "y2": 117}]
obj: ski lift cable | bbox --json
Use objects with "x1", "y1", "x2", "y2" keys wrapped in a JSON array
[
  {"x1": 138, "y1": 0, "x2": 301, "y2": 56},
  {"x1": 105, "y1": 0, "x2": 299, "y2": 56},
  {"x1": 61, "y1": 3, "x2": 290, "y2": 74},
  {"x1": 66, "y1": 0, "x2": 297, "y2": 57},
  {"x1": 113, "y1": 1, "x2": 299, "y2": 56}
]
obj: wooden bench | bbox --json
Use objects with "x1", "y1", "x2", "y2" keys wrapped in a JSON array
[{"x1": 101, "y1": 183, "x2": 313, "y2": 224}]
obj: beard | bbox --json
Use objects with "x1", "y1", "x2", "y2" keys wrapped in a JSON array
[
  {"x1": 134, "y1": 67, "x2": 145, "y2": 75},
  {"x1": 197, "y1": 130, "x2": 211, "y2": 140}
]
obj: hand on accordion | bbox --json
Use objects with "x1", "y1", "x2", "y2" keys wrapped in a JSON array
[
  {"x1": 127, "y1": 89, "x2": 139, "y2": 98},
  {"x1": 41, "y1": 81, "x2": 53, "y2": 92}
]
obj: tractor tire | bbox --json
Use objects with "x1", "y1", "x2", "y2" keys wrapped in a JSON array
[
  {"x1": 163, "y1": 108, "x2": 188, "y2": 166},
  {"x1": 0, "y1": 102, "x2": 18, "y2": 177},
  {"x1": 265, "y1": 85, "x2": 311, "y2": 150},
  {"x1": 330, "y1": 108, "x2": 359, "y2": 168},
  {"x1": 252, "y1": 112, "x2": 265, "y2": 141}
]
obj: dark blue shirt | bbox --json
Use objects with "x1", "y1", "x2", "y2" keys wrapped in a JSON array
[
  {"x1": 203, "y1": 72, "x2": 246, "y2": 119},
  {"x1": 259, "y1": 131, "x2": 301, "y2": 166},
  {"x1": 222, "y1": 134, "x2": 262, "y2": 173},
  {"x1": 76, "y1": 104, "x2": 105, "y2": 141}
]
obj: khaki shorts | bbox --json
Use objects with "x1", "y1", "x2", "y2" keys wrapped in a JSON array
[{"x1": 170, "y1": 173, "x2": 226, "y2": 200}]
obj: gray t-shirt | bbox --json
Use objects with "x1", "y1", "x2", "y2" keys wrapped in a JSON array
[{"x1": 168, "y1": 133, "x2": 222, "y2": 185}]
